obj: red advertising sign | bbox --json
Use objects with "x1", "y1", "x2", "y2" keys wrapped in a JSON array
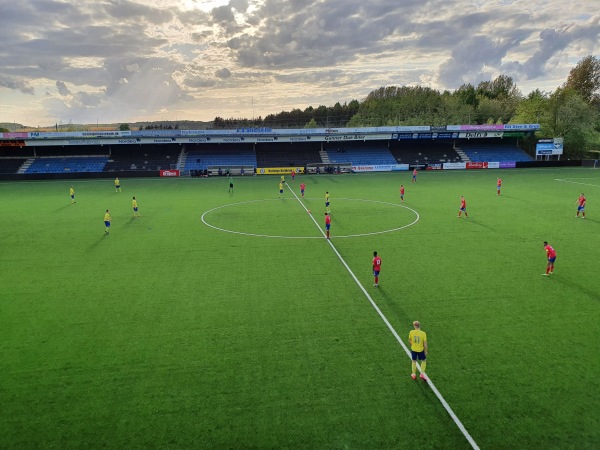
[
  {"x1": 0, "y1": 140, "x2": 25, "y2": 147},
  {"x1": 159, "y1": 169, "x2": 180, "y2": 177},
  {"x1": 466, "y1": 162, "x2": 488, "y2": 169}
]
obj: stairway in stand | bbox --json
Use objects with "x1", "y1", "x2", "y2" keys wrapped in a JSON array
[
  {"x1": 17, "y1": 158, "x2": 35, "y2": 174},
  {"x1": 454, "y1": 147, "x2": 470, "y2": 162},
  {"x1": 177, "y1": 148, "x2": 188, "y2": 173}
]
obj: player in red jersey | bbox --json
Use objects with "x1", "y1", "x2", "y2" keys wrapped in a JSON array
[
  {"x1": 497, "y1": 178, "x2": 502, "y2": 196},
  {"x1": 291, "y1": 169, "x2": 296, "y2": 182},
  {"x1": 543, "y1": 241, "x2": 556, "y2": 276},
  {"x1": 458, "y1": 195, "x2": 468, "y2": 218},
  {"x1": 400, "y1": 184, "x2": 405, "y2": 202},
  {"x1": 372, "y1": 251, "x2": 382, "y2": 287},
  {"x1": 412, "y1": 169, "x2": 418, "y2": 183},
  {"x1": 576, "y1": 193, "x2": 586, "y2": 218},
  {"x1": 325, "y1": 212, "x2": 331, "y2": 239},
  {"x1": 300, "y1": 181, "x2": 306, "y2": 198}
]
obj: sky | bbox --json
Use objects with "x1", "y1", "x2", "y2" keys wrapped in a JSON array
[{"x1": 0, "y1": 0, "x2": 599, "y2": 127}]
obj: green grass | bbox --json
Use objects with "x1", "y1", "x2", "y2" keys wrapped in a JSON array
[{"x1": 1, "y1": 168, "x2": 599, "y2": 449}]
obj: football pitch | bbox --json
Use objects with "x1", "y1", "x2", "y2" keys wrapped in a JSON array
[{"x1": 1, "y1": 168, "x2": 599, "y2": 449}]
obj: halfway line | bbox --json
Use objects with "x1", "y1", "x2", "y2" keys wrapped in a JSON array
[{"x1": 285, "y1": 183, "x2": 480, "y2": 450}]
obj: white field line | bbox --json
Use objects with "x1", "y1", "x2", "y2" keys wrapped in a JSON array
[
  {"x1": 285, "y1": 183, "x2": 480, "y2": 450},
  {"x1": 555, "y1": 179, "x2": 600, "y2": 188}
]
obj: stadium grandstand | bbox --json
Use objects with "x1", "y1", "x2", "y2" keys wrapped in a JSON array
[{"x1": 0, "y1": 124, "x2": 542, "y2": 178}]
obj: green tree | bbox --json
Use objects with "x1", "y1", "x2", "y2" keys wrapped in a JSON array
[
  {"x1": 304, "y1": 118, "x2": 318, "y2": 128},
  {"x1": 544, "y1": 88, "x2": 598, "y2": 158},
  {"x1": 564, "y1": 55, "x2": 600, "y2": 105},
  {"x1": 0, "y1": 127, "x2": 9, "y2": 132},
  {"x1": 119, "y1": 123, "x2": 130, "y2": 131}
]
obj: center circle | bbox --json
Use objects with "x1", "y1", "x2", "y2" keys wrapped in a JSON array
[{"x1": 201, "y1": 198, "x2": 419, "y2": 239}]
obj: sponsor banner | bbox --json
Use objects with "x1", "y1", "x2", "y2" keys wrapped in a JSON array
[
  {"x1": 499, "y1": 162, "x2": 516, "y2": 168},
  {"x1": 0, "y1": 140, "x2": 25, "y2": 146},
  {"x1": 1, "y1": 132, "x2": 28, "y2": 139},
  {"x1": 443, "y1": 162, "x2": 467, "y2": 170},
  {"x1": 351, "y1": 164, "x2": 409, "y2": 172},
  {"x1": 460, "y1": 131, "x2": 504, "y2": 139},
  {"x1": 235, "y1": 127, "x2": 273, "y2": 133},
  {"x1": 79, "y1": 131, "x2": 130, "y2": 137},
  {"x1": 160, "y1": 169, "x2": 180, "y2": 177},
  {"x1": 460, "y1": 125, "x2": 504, "y2": 131},
  {"x1": 180, "y1": 129, "x2": 207, "y2": 136},
  {"x1": 466, "y1": 162, "x2": 489, "y2": 169},
  {"x1": 487, "y1": 162, "x2": 500, "y2": 169},
  {"x1": 133, "y1": 130, "x2": 182, "y2": 137},
  {"x1": 256, "y1": 167, "x2": 305, "y2": 175},
  {"x1": 430, "y1": 125, "x2": 447, "y2": 132},
  {"x1": 427, "y1": 164, "x2": 443, "y2": 170},
  {"x1": 434, "y1": 132, "x2": 458, "y2": 139},
  {"x1": 396, "y1": 132, "x2": 458, "y2": 139},
  {"x1": 325, "y1": 133, "x2": 391, "y2": 141},
  {"x1": 502, "y1": 131, "x2": 525, "y2": 137},
  {"x1": 396, "y1": 126, "x2": 430, "y2": 132},
  {"x1": 504, "y1": 124, "x2": 540, "y2": 130}
]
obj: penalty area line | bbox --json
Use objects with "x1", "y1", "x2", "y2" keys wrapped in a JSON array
[{"x1": 285, "y1": 183, "x2": 480, "y2": 450}]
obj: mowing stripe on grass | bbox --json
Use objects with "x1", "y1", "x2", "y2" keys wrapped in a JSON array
[{"x1": 285, "y1": 183, "x2": 481, "y2": 450}]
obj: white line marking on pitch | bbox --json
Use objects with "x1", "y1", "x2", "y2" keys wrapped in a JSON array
[
  {"x1": 555, "y1": 179, "x2": 600, "y2": 188},
  {"x1": 201, "y1": 198, "x2": 419, "y2": 239},
  {"x1": 286, "y1": 184, "x2": 480, "y2": 450}
]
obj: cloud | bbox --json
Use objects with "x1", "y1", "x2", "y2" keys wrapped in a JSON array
[
  {"x1": 0, "y1": 75, "x2": 34, "y2": 94},
  {"x1": 215, "y1": 68, "x2": 232, "y2": 79},
  {"x1": 56, "y1": 81, "x2": 72, "y2": 96},
  {"x1": 0, "y1": 0, "x2": 598, "y2": 125}
]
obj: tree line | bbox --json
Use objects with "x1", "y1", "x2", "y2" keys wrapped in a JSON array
[{"x1": 210, "y1": 55, "x2": 600, "y2": 158}]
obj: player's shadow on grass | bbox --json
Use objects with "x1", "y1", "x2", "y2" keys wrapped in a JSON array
[
  {"x1": 55, "y1": 204, "x2": 73, "y2": 212},
  {"x1": 497, "y1": 194, "x2": 527, "y2": 202},
  {"x1": 578, "y1": 217, "x2": 600, "y2": 225},
  {"x1": 464, "y1": 218, "x2": 495, "y2": 231},
  {"x1": 88, "y1": 234, "x2": 109, "y2": 250},
  {"x1": 376, "y1": 287, "x2": 411, "y2": 325},
  {"x1": 552, "y1": 276, "x2": 600, "y2": 302}
]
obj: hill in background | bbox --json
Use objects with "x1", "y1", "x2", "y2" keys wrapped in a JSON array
[{"x1": 1, "y1": 120, "x2": 211, "y2": 132}]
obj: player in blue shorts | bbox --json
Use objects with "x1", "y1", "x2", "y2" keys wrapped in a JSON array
[{"x1": 104, "y1": 209, "x2": 112, "y2": 234}]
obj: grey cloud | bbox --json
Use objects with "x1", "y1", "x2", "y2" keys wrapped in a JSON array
[
  {"x1": 215, "y1": 68, "x2": 232, "y2": 79},
  {"x1": 104, "y1": 0, "x2": 174, "y2": 24},
  {"x1": 0, "y1": 75, "x2": 34, "y2": 94},
  {"x1": 56, "y1": 81, "x2": 72, "y2": 96},
  {"x1": 212, "y1": 5, "x2": 235, "y2": 23},
  {"x1": 520, "y1": 16, "x2": 600, "y2": 79},
  {"x1": 185, "y1": 76, "x2": 217, "y2": 88},
  {"x1": 72, "y1": 91, "x2": 103, "y2": 108}
]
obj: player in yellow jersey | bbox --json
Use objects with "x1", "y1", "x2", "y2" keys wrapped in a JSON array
[
  {"x1": 69, "y1": 185, "x2": 76, "y2": 204},
  {"x1": 114, "y1": 177, "x2": 121, "y2": 192},
  {"x1": 104, "y1": 209, "x2": 112, "y2": 234},
  {"x1": 325, "y1": 191, "x2": 330, "y2": 213},
  {"x1": 409, "y1": 320, "x2": 428, "y2": 381},
  {"x1": 279, "y1": 181, "x2": 284, "y2": 198},
  {"x1": 132, "y1": 196, "x2": 140, "y2": 217},
  {"x1": 280, "y1": 174, "x2": 285, "y2": 184}
]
